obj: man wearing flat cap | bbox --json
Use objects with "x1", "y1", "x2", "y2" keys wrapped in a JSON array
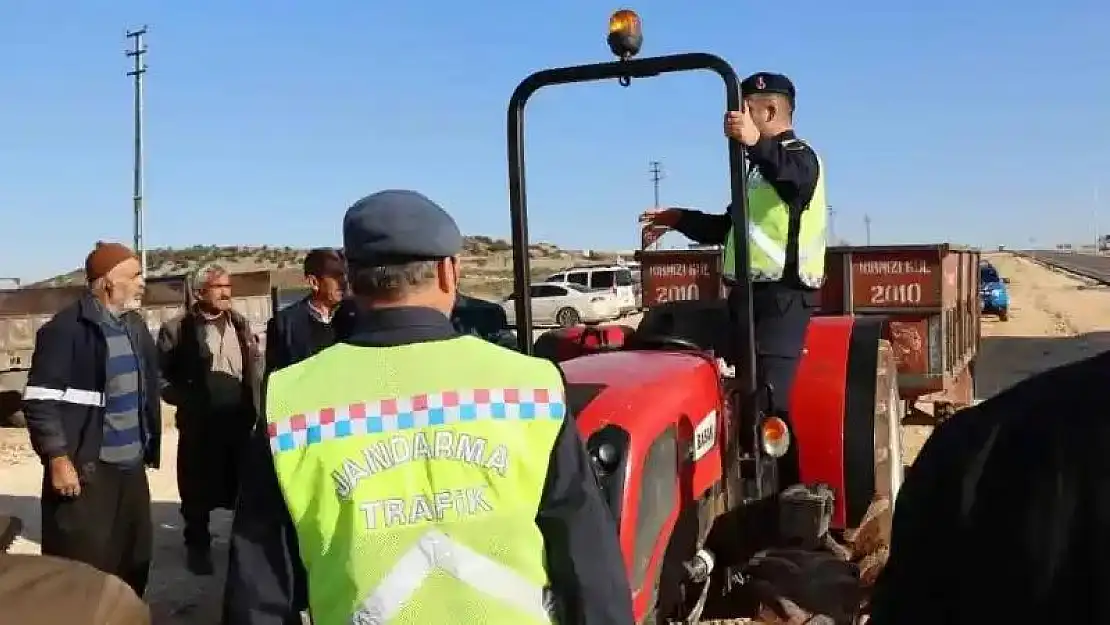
[
  {"x1": 639, "y1": 71, "x2": 826, "y2": 486},
  {"x1": 225, "y1": 190, "x2": 633, "y2": 625},
  {"x1": 22, "y1": 242, "x2": 162, "y2": 597}
]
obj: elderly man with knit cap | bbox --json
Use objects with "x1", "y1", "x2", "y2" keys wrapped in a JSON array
[{"x1": 22, "y1": 242, "x2": 163, "y2": 596}]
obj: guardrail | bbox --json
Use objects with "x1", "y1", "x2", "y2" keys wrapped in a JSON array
[{"x1": 1015, "y1": 250, "x2": 1110, "y2": 286}]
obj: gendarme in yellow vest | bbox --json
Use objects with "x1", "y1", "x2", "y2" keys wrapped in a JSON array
[
  {"x1": 722, "y1": 138, "x2": 827, "y2": 287},
  {"x1": 265, "y1": 335, "x2": 566, "y2": 625}
]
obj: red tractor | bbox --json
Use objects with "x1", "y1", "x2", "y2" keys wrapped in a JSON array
[{"x1": 506, "y1": 10, "x2": 903, "y2": 623}]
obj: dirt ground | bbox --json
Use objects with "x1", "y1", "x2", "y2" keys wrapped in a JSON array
[{"x1": 3, "y1": 255, "x2": 1110, "y2": 623}]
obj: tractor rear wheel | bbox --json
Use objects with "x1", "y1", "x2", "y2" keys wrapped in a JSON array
[
  {"x1": 844, "y1": 338, "x2": 903, "y2": 588},
  {"x1": 874, "y1": 339, "x2": 904, "y2": 510}
]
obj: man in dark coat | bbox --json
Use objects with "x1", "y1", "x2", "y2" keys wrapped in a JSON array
[
  {"x1": 158, "y1": 262, "x2": 262, "y2": 575},
  {"x1": 22, "y1": 242, "x2": 162, "y2": 596},
  {"x1": 264, "y1": 248, "x2": 346, "y2": 374},
  {"x1": 871, "y1": 349, "x2": 1110, "y2": 624}
]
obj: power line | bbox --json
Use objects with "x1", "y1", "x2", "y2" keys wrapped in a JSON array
[{"x1": 126, "y1": 26, "x2": 148, "y2": 278}]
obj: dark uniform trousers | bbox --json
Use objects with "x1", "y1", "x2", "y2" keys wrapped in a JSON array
[
  {"x1": 728, "y1": 282, "x2": 816, "y2": 487},
  {"x1": 40, "y1": 462, "x2": 153, "y2": 596}
]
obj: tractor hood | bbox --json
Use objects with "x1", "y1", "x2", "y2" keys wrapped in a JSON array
[{"x1": 560, "y1": 350, "x2": 724, "y2": 438}]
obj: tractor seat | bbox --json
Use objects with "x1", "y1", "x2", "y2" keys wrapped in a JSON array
[{"x1": 627, "y1": 299, "x2": 737, "y2": 362}]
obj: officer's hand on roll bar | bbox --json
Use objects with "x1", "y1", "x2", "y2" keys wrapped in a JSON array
[{"x1": 724, "y1": 102, "x2": 761, "y2": 147}]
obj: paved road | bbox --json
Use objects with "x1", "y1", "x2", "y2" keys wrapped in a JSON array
[{"x1": 1019, "y1": 250, "x2": 1110, "y2": 283}]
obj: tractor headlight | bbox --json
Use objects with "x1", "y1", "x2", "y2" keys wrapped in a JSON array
[
  {"x1": 585, "y1": 426, "x2": 631, "y2": 525},
  {"x1": 760, "y1": 416, "x2": 791, "y2": 458},
  {"x1": 591, "y1": 442, "x2": 622, "y2": 475}
]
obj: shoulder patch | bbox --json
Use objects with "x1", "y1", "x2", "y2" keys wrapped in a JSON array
[{"x1": 781, "y1": 138, "x2": 811, "y2": 151}]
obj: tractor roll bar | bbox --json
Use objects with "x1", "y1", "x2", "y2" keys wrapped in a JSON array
[
  {"x1": 505, "y1": 52, "x2": 756, "y2": 396},
  {"x1": 507, "y1": 52, "x2": 761, "y2": 505}
]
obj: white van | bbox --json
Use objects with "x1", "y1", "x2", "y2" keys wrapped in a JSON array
[{"x1": 546, "y1": 265, "x2": 637, "y2": 314}]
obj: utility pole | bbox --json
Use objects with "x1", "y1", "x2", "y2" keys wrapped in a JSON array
[
  {"x1": 864, "y1": 214, "x2": 872, "y2": 246},
  {"x1": 126, "y1": 26, "x2": 148, "y2": 278},
  {"x1": 643, "y1": 160, "x2": 666, "y2": 250},
  {"x1": 1095, "y1": 185, "x2": 1101, "y2": 253},
  {"x1": 648, "y1": 160, "x2": 664, "y2": 208},
  {"x1": 827, "y1": 204, "x2": 836, "y2": 245}
]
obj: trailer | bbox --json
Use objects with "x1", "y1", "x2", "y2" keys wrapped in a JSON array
[
  {"x1": 820, "y1": 244, "x2": 981, "y2": 421},
  {"x1": 223, "y1": 268, "x2": 306, "y2": 344},
  {"x1": 632, "y1": 243, "x2": 982, "y2": 424},
  {"x1": 0, "y1": 276, "x2": 190, "y2": 427}
]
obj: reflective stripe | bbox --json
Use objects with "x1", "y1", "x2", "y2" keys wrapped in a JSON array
[
  {"x1": 23, "y1": 386, "x2": 105, "y2": 407},
  {"x1": 747, "y1": 222, "x2": 787, "y2": 268},
  {"x1": 351, "y1": 529, "x2": 551, "y2": 625},
  {"x1": 268, "y1": 388, "x2": 565, "y2": 454},
  {"x1": 748, "y1": 219, "x2": 824, "y2": 268}
]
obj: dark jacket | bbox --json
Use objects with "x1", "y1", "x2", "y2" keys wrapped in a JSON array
[
  {"x1": 157, "y1": 307, "x2": 263, "y2": 423},
  {"x1": 22, "y1": 294, "x2": 162, "y2": 472},
  {"x1": 451, "y1": 294, "x2": 517, "y2": 347},
  {"x1": 264, "y1": 298, "x2": 337, "y2": 375},
  {"x1": 871, "y1": 349, "x2": 1110, "y2": 624},
  {"x1": 223, "y1": 306, "x2": 634, "y2": 625},
  {"x1": 158, "y1": 307, "x2": 263, "y2": 512}
]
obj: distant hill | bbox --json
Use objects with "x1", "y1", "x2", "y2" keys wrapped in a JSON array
[{"x1": 33, "y1": 238, "x2": 626, "y2": 299}]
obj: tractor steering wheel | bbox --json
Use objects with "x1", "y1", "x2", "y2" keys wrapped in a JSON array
[{"x1": 624, "y1": 334, "x2": 704, "y2": 352}]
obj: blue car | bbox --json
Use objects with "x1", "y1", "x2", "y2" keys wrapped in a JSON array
[{"x1": 979, "y1": 261, "x2": 1010, "y2": 321}]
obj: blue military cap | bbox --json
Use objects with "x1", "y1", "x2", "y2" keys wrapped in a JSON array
[
  {"x1": 741, "y1": 72, "x2": 796, "y2": 107},
  {"x1": 342, "y1": 189, "x2": 463, "y2": 264}
]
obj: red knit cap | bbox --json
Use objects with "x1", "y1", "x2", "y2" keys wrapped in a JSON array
[{"x1": 85, "y1": 242, "x2": 137, "y2": 282}]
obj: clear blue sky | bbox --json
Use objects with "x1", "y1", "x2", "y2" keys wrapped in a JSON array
[{"x1": 2, "y1": 1, "x2": 1108, "y2": 282}]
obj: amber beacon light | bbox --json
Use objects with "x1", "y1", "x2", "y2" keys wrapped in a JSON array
[{"x1": 607, "y1": 9, "x2": 643, "y2": 59}]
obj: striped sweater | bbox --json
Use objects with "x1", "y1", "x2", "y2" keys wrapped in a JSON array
[{"x1": 97, "y1": 309, "x2": 145, "y2": 466}]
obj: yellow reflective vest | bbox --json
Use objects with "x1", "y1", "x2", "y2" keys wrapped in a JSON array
[
  {"x1": 722, "y1": 138, "x2": 828, "y2": 287},
  {"x1": 264, "y1": 336, "x2": 566, "y2": 625}
]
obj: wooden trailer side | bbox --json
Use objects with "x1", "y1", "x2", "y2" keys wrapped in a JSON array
[{"x1": 820, "y1": 244, "x2": 980, "y2": 416}]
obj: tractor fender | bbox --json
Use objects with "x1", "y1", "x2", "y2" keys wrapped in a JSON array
[{"x1": 790, "y1": 315, "x2": 902, "y2": 531}]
